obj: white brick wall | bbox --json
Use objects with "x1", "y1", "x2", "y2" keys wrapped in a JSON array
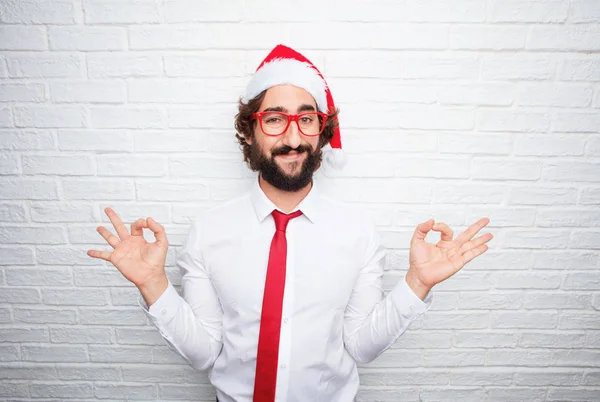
[{"x1": 1, "y1": 0, "x2": 599, "y2": 400}]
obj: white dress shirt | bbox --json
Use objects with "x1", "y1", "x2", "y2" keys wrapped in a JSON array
[{"x1": 139, "y1": 178, "x2": 432, "y2": 402}]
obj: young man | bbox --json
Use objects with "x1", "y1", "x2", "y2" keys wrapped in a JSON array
[{"x1": 88, "y1": 45, "x2": 492, "y2": 402}]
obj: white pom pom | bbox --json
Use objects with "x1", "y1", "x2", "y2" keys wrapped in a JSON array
[{"x1": 324, "y1": 146, "x2": 347, "y2": 169}]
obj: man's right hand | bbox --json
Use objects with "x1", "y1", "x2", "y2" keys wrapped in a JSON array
[{"x1": 87, "y1": 207, "x2": 169, "y2": 305}]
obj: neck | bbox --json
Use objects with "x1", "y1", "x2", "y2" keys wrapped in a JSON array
[{"x1": 258, "y1": 175, "x2": 312, "y2": 213}]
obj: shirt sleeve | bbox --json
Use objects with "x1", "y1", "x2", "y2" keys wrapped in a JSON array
[
  {"x1": 138, "y1": 216, "x2": 223, "y2": 371},
  {"x1": 342, "y1": 215, "x2": 433, "y2": 364}
]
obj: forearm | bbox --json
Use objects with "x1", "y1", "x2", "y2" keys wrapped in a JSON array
[
  {"x1": 344, "y1": 277, "x2": 431, "y2": 364},
  {"x1": 137, "y1": 274, "x2": 169, "y2": 307},
  {"x1": 138, "y1": 280, "x2": 223, "y2": 370}
]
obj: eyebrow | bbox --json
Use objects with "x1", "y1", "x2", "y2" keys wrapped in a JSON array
[{"x1": 262, "y1": 104, "x2": 316, "y2": 113}]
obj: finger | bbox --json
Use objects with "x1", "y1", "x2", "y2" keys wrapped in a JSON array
[
  {"x1": 97, "y1": 226, "x2": 120, "y2": 248},
  {"x1": 411, "y1": 219, "x2": 434, "y2": 243},
  {"x1": 131, "y1": 218, "x2": 148, "y2": 237},
  {"x1": 461, "y1": 243, "x2": 489, "y2": 265},
  {"x1": 454, "y1": 217, "x2": 490, "y2": 247},
  {"x1": 147, "y1": 217, "x2": 168, "y2": 247},
  {"x1": 461, "y1": 233, "x2": 494, "y2": 254},
  {"x1": 432, "y1": 222, "x2": 453, "y2": 242},
  {"x1": 87, "y1": 249, "x2": 112, "y2": 262},
  {"x1": 104, "y1": 207, "x2": 130, "y2": 240}
]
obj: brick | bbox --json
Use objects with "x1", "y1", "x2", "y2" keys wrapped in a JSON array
[
  {"x1": 491, "y1": 311, "x2": 557, "y2": 329},
  {"x1": 570, "y1": 0, "x2": 600, "y2": 22},
  {"x1": 504, "y1": 229, "x2": 570, "y2": 249},
  {"x1": 552, "y1": 113, "x2": 600, "y2": 132},
  {"x1": 22, "y1": 345, "x2": 87, "y2": 362},
  {"x1": 489, "y1": 0, "x2": 568, "y2": 22},
  {"x1": 533, "y1": 250, "x2": 599, "y2": 269},
  {"x1": 97, "y1": 203, "x2": 170, "y2": 225},
  {"x1": 134, "y1": 129, "x2": 209, "y2": 152},
  {"x1": 553, "y1": 350, "x2": 600, "y2": 367},
  {"x1": 493, "y1": 272, "x2": 562, "y2": 290},
  {"x1": 50, "y1": 327, "x2": 112, "y2": 344},
  {"x1": 342, "y1": 130, "x2": 437, "y2": 153},
  {"x1": 42, "y1": 288, "x2": 107, "y2": 306},
  {"x1": 509, "y1": 186, "x2": 577, "y2": 205},
  {"x1": 0, "y1": 106, "x2": 12, "y2": 127},
  {"x1": 159, "y1": 384, "x2": 219, "y2": 399},
  {"x1": 31, "y1": 202, "x2": 95, "y2": 223},
  {"x1": 478, "y1": 109, "x2": 550, "y2": 132},
  {"x1": 439, "y1": 83, "x2": 514, "y2": 106},
  {"x1": 394, "y1": 206, "x2": 466, "y2": 227},
  {"x1": 0, "y1": 83, "x2": 46, "y2": 102},
  {"x1": 0, "y1": 153, "x2": 19, "y2": 174},
  {"x1": 528, "y1": 25, "x2": 600, "y2": 51},
  {"x1": 73, "y1": 268, "x2": 130, "y2": 287},
  {"x1": 420, "y1": 388, "x2": 487, "y2": 401},
  {"x1": 6, "y1": 267, "x2": 72, "y2": 286},
  {"x1": 514, "y1": 134, "x2": 586, "y2": 156},
  {"x1": 561, "y1": 58, "x2": 600, "y2": 81},
  {"x1": 559, "y1": 312, "x2": 600, "y2": 330},
  {"x1": 583, "y1": 372, "x2": 600, "y2": 386},
  {"x1": 0, "y1": 327, "x2": 48, "y2": 342},
  {"x1": 90, "y1": 106, "x2": 165, "y2": 129},
  {"x1": 520, "y1": 332, "x2": 586, "y2": 348},
  {"x1": 433, "y1": 183, "x2": 505, "y2": 204},
  {"x1": 0, "y1": 203, "x2": 26, "y2": 222},
  {"x1": 7, "y1": 53, "x2": 83, "y2": 78},
  {"x1": 36, "y1": 247, "x2": 100, "y2": 265},
  {"x1": 57, "y1": 365, "x2": 120, "y2": 381},
  {"x1": 0, "y1": 0, "x2": 77, "y2": 24},
  {"x1": 423, "y1": 350, "x2": 485, "y2": 367},
  {"x1": 50, "y1": 81, "x2": 126, "y2": 103},
  {"x1": 136, "y1": 181, "x2": 209, "y2": 201},
  {"x1": 487, "y1": 350, "x2": 554, "y2": 366},
  {"x1": 587, "y1": 137, "x2": 600, "y2": 156},
  {"x1": 391, "y1": 331, "x2": 453, "y2": 349},
  {"x1": 547, "y1": 389, "x2": 600, "y2": 401},
  {"x1": 165, "y1": 52, "x2": 248, "y2": 78},
  {"x1": 438, "y1": 133, "x2": 511, "y2": 155},
  {"x1": 79, "y1": 308, "x2": 146, "y2": 325},
  {"x1": 360, "y1": 369, "x2": 450, "y2": 386},
  {"x1": 0, "y1": 26, "x2": 46, "y2": 50},
  {"x1": 165, "y1": 0, "x2": 243, "y2": 22},
  {"x1": 97, "y1": 155, "x2": 166, "y2": 177},
  {"x1": 129, "y1": 78, "x2": 255, "y2": 104},
  {"x1": 454, "y1": 331, "x2": 518, "y2": 348},
  {"x1": 68, "y1": 225, "x2": 114, "y2": 245},
  {"x1": 471, "y1": 159, "x2": 542, "y2": 181},
  {"x1": 468, "y1": 250, "x2": 531, "y2": 271},
  {"x1": 537, "y1": 208, "x2": 600, "y2": 227},
  {"x1": 15, "y1": 105, "x2": 87, "y2": 128},
  {"x1": 0, "y1": 307, "x2": 11, "y2": 322},
  {"x1": 487, "y1": 388, "x2": 546, "y2": 401},
  {"x1": 542, "y1": 161, "x2": 600, "y2": 183},
  {"x1": 518, "y1": 83, "x2": 593, "y2": 107},
  {"x1": 0, "y1": 226, "x2": 67, "y2": 245},
  {"x1": 458, "y1": 292, "x2": 522, "y2": 309},
  {"x1": 0, "y1": 365, "x2": 57, "y2": 380},
  {"x1": 0, "y1": 382, "x2": 29, "y2": 397},
  {"x1": 30, "y1": 383, "x2": 93, "y2": 398},
  {"x1": 122, "y1": 365, "x2": 190, "y2": 383},
  {"x1": 524, "y1": 292, "x2": 591, "y2": 309},
  {"x1": 449, "y1": 25, "x2": 527, "y2": 50},
  {"x1": 0, "y1": 247, "x2": 35, "y2": 265},
  {"x1": 0, "y1": 129, "x2": 54, "y2": 152},
  {"x1": 49, "y1": 26, "x2": 126, "y2": 51},
  {"x1": 466, "y1": 206, "x2": 535, "y2": 227},
  {"x1": 58, "y1": 129, "x2": 133, "y2": 152},
  {"x1": 22, "y1": 155, "x2": 93, "y2": 175},
  {"x1": 581, "y1": 187, "x2": 600, "y2": 205},
  {"x1": 89, "y1": 345, "x2": 152, "y2": 363},
  {"x1": 94, "y1": 383, "x2": 156, "y2": 399},
  {"x1": 563, "y1": 272, "x2": 600, "y2": 290},
  {"x1": 571, "y1": 231, "x2": 600, "y2": 249},
  {"x1": 355, "y1": 388, "x2": 419, "y2": 402},
  {"x1": 170, "y1": 155, "x2": 244, "y2": 179},
  {"x1": 482, "y1": 55, "x2": 556, "y2": 80},
  {"x1": 515, "y1": 370, "x2": 581, "y2": 386},
  {"x1": 85, "y1": 0, "x2": 160, "y2": 24},
  {"x1": 62, "y1": 178, "x2": 135, "y2": 200},
  {"x1": 87, "y1": 53, "x2": 162, "y2": 78},
  {"x1": 422, "y1": 312, "x2": 488, "y2": 330},
  {"x1": 449, "y1": 369, "x2": 513, "y2": 386}
]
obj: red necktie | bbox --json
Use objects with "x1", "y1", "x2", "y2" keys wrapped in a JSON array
[{"x1": 253, "y1": 209, "x2": 303, "y2": 402}]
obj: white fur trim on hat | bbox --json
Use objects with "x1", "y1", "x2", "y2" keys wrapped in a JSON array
[
  {"x1": 242, "y1": 58, "x2": 328, "y2": 113},
  {"x1": 323, "y1": 143, "x2": 347, "y2": 169}
]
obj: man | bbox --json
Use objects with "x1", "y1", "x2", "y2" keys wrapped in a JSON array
[{"x1": 88, "y1": 45, "x2": 492, "y2": 402}]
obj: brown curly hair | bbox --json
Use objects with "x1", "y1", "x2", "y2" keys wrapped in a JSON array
[{"x1": 234, "y1": 90, "x2": 339, "y2": 169}]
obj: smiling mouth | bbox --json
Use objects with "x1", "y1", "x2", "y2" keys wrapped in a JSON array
[{"x1": 275, "y1": 152, "x2": 305, "y2": 161}]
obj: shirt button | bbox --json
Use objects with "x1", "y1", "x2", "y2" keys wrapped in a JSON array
[
  {"x1": 409, "y1": 305, "x2": 416, "y2": 312},
  {"x1": 280, "y1": 364, "x2": 287, "y2": 369},
  {"x1": 283, "y1": 318, "x2": 288, "y2": 324},
  {"x1": 161, "y1": 309, "x2": 167, "y2": 315}
]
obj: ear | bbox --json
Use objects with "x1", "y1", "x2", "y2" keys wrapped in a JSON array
[{"x1": 245, "y1": 135, "x2": 253, "y2": 145}]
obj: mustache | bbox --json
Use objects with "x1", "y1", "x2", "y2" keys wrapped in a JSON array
[{"x1": 271, "y1": 144, "x2": 313, "y2": 157}]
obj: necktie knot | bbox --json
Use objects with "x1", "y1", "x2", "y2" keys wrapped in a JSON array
[{"x1": 272, "y1": 209, "x2": 302, "y2": 232}]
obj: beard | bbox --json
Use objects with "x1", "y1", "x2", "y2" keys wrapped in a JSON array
[{"x1": 248, "y1": 140, "x2": 321, "y2": 192}]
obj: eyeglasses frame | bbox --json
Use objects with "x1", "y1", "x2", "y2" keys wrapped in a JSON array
[{"x1": 251, "y1": 111, "x2": 329, "y2": 137}]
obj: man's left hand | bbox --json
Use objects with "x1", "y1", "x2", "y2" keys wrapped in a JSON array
[{"x1": 405, "y1": 218, "x2": 493, "y2": 300}]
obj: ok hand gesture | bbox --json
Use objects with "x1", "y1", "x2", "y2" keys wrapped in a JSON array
[
  {"x1": 405, "y1": 218, "x2": 493, "y2": 299},
  {"x1": 87, "y1": 207, "x2": 169, "y2": 289}
]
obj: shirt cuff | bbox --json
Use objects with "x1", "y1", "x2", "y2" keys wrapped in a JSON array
[
  {"x1": 389, "y1": 276, "x2": 433, "y2": 317},
  {"x1": 137, "y1": 279, "x2": 182, "y2": 324}
]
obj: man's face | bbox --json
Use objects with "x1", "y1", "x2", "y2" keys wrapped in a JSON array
[{"x1": 247, "y1": 84, "x2": 322, "y2": 192}]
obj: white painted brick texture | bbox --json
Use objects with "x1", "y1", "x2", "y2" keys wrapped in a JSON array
[{"x1": 1, "y1": 0, "x2": 599, "y2": 400}]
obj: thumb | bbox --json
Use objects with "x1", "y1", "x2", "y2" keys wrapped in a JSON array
[{"x1": 412, "y1": 219, "x2": 435, "y2": 243}]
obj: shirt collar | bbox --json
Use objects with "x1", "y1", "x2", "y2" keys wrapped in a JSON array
[{"x1": 250, "y1": 176, "x2": 321, "y2": 224}]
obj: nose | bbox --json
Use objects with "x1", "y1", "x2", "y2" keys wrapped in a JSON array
[{"x1": 281, "y1": 119, "x2": 302, "y2": 150}]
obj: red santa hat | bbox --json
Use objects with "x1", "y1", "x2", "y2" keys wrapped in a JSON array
[{"x1": 242, "y1": 44, "x2": 346, "y2": 169}]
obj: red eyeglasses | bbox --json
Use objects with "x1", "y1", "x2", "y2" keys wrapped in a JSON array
[{"x1": 251, "y1": 111, "x2": 328, "y2": 136}]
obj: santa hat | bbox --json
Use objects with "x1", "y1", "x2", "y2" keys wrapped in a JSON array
[{"x1": 242, "y1": 44, "x2": 346, "y2": 169}]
